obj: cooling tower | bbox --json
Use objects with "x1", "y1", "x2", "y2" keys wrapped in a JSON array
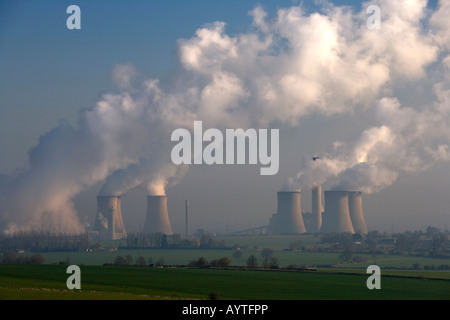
[
  {"x1": 348, "y1": 191, "x2": 368, "y2": 234},
  {"x1": 143, "y1": 195, "x2": 174, "y2": 235},
  {"x1": 310, "y1": 186, "x2": 322, "y2": 233},
  {"x1": 321, "y1": 191, "x2": 354, "y2": 233},
  {"x1": 271, "y1": 191, "x2": 306, "y2": 234},
  {"x1": 185, "y1": 200, "x2": 189, "y2": 237},
  {"x1": 93, "y1": 196, "x2": 127, "y2": 240}
]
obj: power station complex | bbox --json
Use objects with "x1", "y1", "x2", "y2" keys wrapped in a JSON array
[
  {"x1": 269, "y1": 188, "x2": 368, "y2": 235},
  {"x1": 92, "y1": 186, "x2": 368, "y2": 240},
  {"x1": 93, "y1": 195, "x2": 174, "y2": 241}
]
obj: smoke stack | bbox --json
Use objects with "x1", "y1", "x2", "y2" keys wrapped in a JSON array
[
  {"x1": 143, "y1": 195, "x2": 174, "y2": 235},
  {"x1": 321, "y1": 191, "x2": 354, "y2": 233},
  {"x1": 310, "y1": 186, "x2": 322, "y2": 233},
  {"x1": 185, "y1": 200, "x2": 189, "y2": 237},
  {"x1": 348, "y1": 191, "x2": 368, "y2": 234},
  {"x1": 93, "y1": 196, "x2": 127, "y2": 240},
  {"x1": 270, "y1": 191, "x2": 306, "y2": 234}
]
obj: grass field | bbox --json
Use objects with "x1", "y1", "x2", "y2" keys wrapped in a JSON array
[
  {"x1": 29, "y1": 248, "x2": 345, "y2": 267},
  {"x1": 0, "y1": 264, "x2": 449, "y2": 300},
  {"x1": 2, "y1": 235, "x2": 449, "y2": 300},
  {"x1": 24, "y1": 246, "x2": 450, "y2": 271}
]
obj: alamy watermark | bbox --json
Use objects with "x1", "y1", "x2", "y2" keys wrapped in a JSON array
[
  {"x1": 366, "y1": 265, "x2": 381, "y2": 289},
  {"x1": 171, "y1": 121, "x2": 279, "y2": 175},
  {"x1": 66, "y1": 5, "x2": 81, "y2": 30},
  {"x1": 66, "y1": 265, "x2": 81, "y2": 289},
  {"x1": 66, "y1": 4, "x2": 379, "y2": 31},
  {"x1": 367, "y1": 5, "x2": 381, "y2": 30}
]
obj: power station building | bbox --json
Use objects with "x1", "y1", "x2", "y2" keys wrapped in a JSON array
[
  {"x1": 93, "y1": 196, "x2": 127, "y2": 240},
  {"x1": 143, "y1": 195, "x2": 174, "y2": 235},
  {"x1": 269, "y1": 191, "x2": 307, "y2": 234},
  {"x1": 348, "y1": 191, "x2": 368, "y2": 234},
  {"x1": 320, "y1": 190, "x2": 355, "y2": 233},
  {"x1": 92, "y1": 185, "x2": 367, "y2": 239},
  {"x1": 92, "y1": 194, "x2": 175, "y2": 240},
  {"x1": 269, "y1": 187, "x2": 368, "y2": 234},
  {"x1": 310, "y1": 186, "x2": 322, "y2": 233}
]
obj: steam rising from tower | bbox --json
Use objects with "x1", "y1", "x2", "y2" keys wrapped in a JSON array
[
  {"x1": 143, "y1": 195, "x2": 174, "y2": 235},
  {"x1": 2, "y1": 1, "x2": 450, "y2": 234},
  {"x1": 93, "y1": 196, "x2": 127, "y2": 240}
]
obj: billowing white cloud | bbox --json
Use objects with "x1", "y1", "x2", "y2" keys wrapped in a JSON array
[{"x1": 1, "y1": 0, "x2": 449, "y2": 233}]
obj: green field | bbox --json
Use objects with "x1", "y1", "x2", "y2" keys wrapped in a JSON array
[
  {"x1": 1, "y1": 264, "x2": 449, "y2": 300},
  {"x1": 19, "y1": 233, "x2": 450, "y2": 271},
  {"x1": 34, "y1": 248, "x2": 450, "y2": 270},
  {"x1": 2, "y1": 235, "x2": 449, "y2": 300},
  {"x1": 28, "y1": 248, "x2": 345, "y2": 267}
]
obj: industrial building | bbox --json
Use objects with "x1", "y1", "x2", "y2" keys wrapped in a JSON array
[
  {"x1": 320, "y1": 190, "x2": 355, "y2": 233},
  {"x1": 269, "y1": 187, "x2": 368, "y2": 234},
  {"x1": 348, "y1": 191, "x2": 368, "y2": 234},
  {"x1": 92, "y1": 196, "x2": 127, "y2": 241},
  {"x1": 269, "y1": 191, "x2": 307, "y2": 234},
  {"x1": 143, "y1": 195, "x2": 174, "y2": 235},
  {"x1": 91, "y1": 184, "x2": 367, "y2": 239}
]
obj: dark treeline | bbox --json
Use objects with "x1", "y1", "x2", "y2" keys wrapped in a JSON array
[
  {"x1": 1, "y1": 251, "x2": 45, "y2": 264},
  {"x1": 123, "y1": 232, "x2": 227, "y2": 249},
  {"x1": 0, "y1": 231, "x2": 89, "y2": 252}
]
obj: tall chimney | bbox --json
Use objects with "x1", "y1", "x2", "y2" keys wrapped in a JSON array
[
  {"x1": 310, "y1": 186, "x2": 322, "y2": 233},
  {"x1": 321, "y1": 191, "x2": 354, "y2": 233},
  {"x1": 271, "y1": 191, "x2": 306, "y2": 234},
  {"x1": 143, "y1": 195, "x2": 174, "y2": 235},
  {"x1": 185, "y1": 200, "x2": 189, "y2": 237},
  {"x1": 94, "y1": 196, "x2": 127, "y2": 240},
  {"x1": 348, "y1": 191, "x2": 368, "y2": 234}
]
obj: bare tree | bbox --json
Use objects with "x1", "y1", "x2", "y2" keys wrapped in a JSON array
[
  {"x1": 246, "y1": 255, "x2": 258, "y2": 269},
  {"x1": 136, "y1": 256, "x2": 146, "y2": 266},
  {"x1": 261, "y1": 248, "x2": 273, "y2": 267}
]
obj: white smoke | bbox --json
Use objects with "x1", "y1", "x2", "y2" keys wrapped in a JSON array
[
  {"x1": 281, "y1": 0, "x2": 450, "y2": 194},
  {"x1": 285, "y1": 94, "x2": 450, "y2": 193},
  {"x1": 1, "y1": 0, "x2": 450, "y2": 232}
]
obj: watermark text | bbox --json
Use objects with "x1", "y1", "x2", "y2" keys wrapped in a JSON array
[{"x1": 171, "y1": 121, "x2": 279, "y2": 175}]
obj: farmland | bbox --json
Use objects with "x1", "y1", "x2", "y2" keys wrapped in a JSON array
[
  {"x1": 18, "y1": 247, "x2": 450, "y2": 271},
  {"x1": 1, "y1": 234, "x2": 449, "y2": 300},
  {"x1": 12, "y1": 234, "x2": 450, "y2": 271},
  {"x1": 1, "y1": 264, "x2": 449, "y2": 300}
]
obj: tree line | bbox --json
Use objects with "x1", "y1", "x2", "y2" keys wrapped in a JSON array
[
  {"x1": 0, "y1": 231, "x2": 89, "y2": 252},
  {"x1": 104, "y1": 248, "x2": 280, "y2": 270},
  {"x1": 123, "y1": 232, "x2": 227, "y2": 249},
  {"x1": 1, "y1": 251, "x2": 45, "y2": 264}
]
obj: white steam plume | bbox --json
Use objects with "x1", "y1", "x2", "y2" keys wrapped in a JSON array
[
  {"x1": 284, "y1": 95, "x2": 450, "y2": 193},
  {"x1": 1, "y1": 0, "x2": 449, "y2": 232},
  {"x1": 282, "y1": 0, "x2": 450, "y2": 194}
]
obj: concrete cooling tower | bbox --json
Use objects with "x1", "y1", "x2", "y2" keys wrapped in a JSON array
[
  {"x1": 321, "y1": 191, "x2": 354, "y2": 233},
  {"x1": 348, "y1": 191, "x2": 368, "y2": 234},
  {"x1": 270, "y1": 191, "x2": 306, "y2": 234},
  {"x1": 93, "y1": 196, "x2": 127, "y2": 240},
  {"x1": 310, "y1": 186, "x2": 322, "y2": 233},
  {"x1": 143, "y1": 195, "x2": 174, "y2": 235}
]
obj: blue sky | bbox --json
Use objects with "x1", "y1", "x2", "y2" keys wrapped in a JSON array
[
  {"x1": 1, "y1": 0, "x2": 436, "y2": 171},
  {"x1": 1, "y1": 0, "x2": 286, "y2": 171},
  {"x1": 1, "y1": 0, "x2": 449, "y2": 234},
  {"x1": 0, "y1": 0, "x2": 372, "y2": 173}
]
